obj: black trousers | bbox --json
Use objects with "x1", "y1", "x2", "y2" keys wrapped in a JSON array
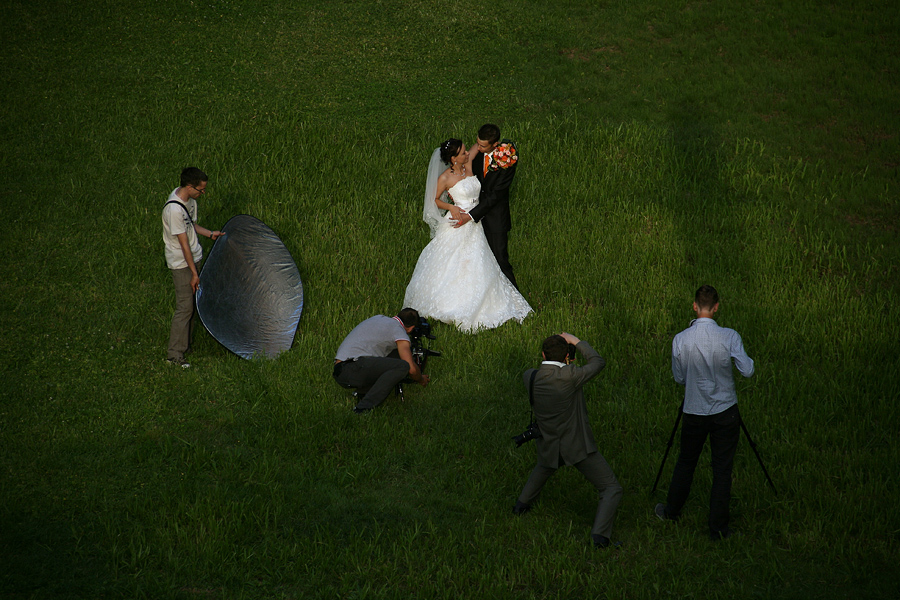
[
  {"x1": 666, "y1": 404, "x2": 740, "y2": 535},
  {"x1": 333, "y1": 356, "x2": 409, "y2": 410},
  {"x1": 484, "y1": 229, "x2": 517, "y2": 290}
]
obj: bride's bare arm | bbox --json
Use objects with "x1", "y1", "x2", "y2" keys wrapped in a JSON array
[
  {"x1": 433, "y1": 172, "x2": 465, "y2": 220},
  {"x1": 435, "y1": 192, "x2": 464, "y2": 221}
]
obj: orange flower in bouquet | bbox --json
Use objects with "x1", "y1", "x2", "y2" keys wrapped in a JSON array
[{"x1": 488, "y1": 141, "x2": 518, "y2": 171}]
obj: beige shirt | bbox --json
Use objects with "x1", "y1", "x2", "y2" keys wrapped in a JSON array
[{"x1": 162, "y1": 188, "x2": 202, "y2": 269}]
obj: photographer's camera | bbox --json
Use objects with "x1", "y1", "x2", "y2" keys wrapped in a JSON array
[{"x1": 513, "y1": 421, "x2": 542, "y2": 447}]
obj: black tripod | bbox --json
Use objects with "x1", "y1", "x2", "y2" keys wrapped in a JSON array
[{"x1": 651, "y1": 403, "x2": 777, "y2": 496}]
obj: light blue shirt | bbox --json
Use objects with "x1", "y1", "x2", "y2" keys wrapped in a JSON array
[{"x1": 672, "y1": 318, "x2": 754, "y2": 416}]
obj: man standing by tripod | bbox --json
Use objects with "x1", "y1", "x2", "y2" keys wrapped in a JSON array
[{"x1": 655, "y1": 285, "x2": 755, "y2": 540}]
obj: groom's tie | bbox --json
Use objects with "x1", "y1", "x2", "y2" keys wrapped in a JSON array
[{"x1": 483, "y1": 153, "x2": 490, "y2": 177}]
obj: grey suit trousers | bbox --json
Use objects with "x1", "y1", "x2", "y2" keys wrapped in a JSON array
[{"x1": 518, "y1": 452, "x2": 623, "y2": 538}]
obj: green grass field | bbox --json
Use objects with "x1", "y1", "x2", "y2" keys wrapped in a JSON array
[{"x1": 2, "y1": 0, "x2": 898, "y2": 598}]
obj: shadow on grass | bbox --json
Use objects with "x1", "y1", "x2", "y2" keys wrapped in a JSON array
[{"x1": 0, "y1": 511, "x2": 109, "y2": 597}]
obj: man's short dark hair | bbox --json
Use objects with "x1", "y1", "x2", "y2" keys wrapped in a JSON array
[
  {"x1": 478, "y1": 123, "x2": 501, "y2": 145},
  {"x1": 397, "y1": 307, "x2": 420, "y2": 328},
  {"x1": 695, "y1": 285, "x2": 719, "y2": 310},
  {"x1": 542, "y1": 335, "x2": 569, "y2": 362},
  {"x1": 180, "y1": 167, "x2": 208, "y2": 188}
]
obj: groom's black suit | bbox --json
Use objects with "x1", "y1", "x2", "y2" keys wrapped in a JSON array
[{"x1": 468, "y1": 147, "x2": 518, "y2": 289}]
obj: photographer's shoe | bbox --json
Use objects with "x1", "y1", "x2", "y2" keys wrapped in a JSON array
[
  {"x1": 654, "y1": 503, "x2": 677, "y2": 521},
  {"x1": 591, "y1": 534, "x2": 622, "y2": 549},
  {"x1": 166, "y1": 357, "x2": 191, "y2": 369},
  {"x1": 512, "y1": 501, "x2": 531, "y2": 515},
  {"x1": 352, "y1": 406, "x2": 372, "y2": 415}
]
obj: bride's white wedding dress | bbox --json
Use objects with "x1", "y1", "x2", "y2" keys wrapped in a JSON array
[{"x1": 403, "y1": 175, "x2": 532, "y2": 333}]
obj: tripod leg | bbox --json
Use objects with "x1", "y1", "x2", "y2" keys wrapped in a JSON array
[
  {"x1": 651, "y1": 406, "x2": 683, "y2": 495},
  {"x1": 740, "y1": 417, "x2": 778, "y2": 495}
]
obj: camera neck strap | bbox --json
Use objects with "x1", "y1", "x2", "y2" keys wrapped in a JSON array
[
  {"x1": 528, "y1": 370, "x2": 537, "y2": 407},
  {"x1": 527, "y1": 369, "x2": 538, "y2": 426},
  {"x1": 164, "y1": 200, "x2": 194, "y2": 225}
]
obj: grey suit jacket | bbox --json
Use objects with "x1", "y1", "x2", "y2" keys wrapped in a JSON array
[{"x1": 523, "y1": 341, "x2": 606, "y2": 468}]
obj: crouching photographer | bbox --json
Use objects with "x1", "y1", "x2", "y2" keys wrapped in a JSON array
[
  {"x1": 333, "y1": 308, "x2": 430, "y2": 414},
  {"x1": 513, "y1": 332, "x2": 623, "y2": 549}
]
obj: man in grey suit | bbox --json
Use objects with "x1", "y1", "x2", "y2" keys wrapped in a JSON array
[{"x1": 514, "y1": 332, "x2": 623, "y2": 548}]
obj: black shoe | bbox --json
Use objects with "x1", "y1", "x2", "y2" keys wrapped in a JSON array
[
  {"x1": 591, "y1": 534, "x2": 622, "y2": 549},
  {"x1": 352, "y1": 406, "x2": 372, "y2": 414},
  {"x1": 512, "y1": 501, "x2": 531, "y2": 515}
]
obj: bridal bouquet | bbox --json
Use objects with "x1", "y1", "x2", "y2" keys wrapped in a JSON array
[{"x1": 488, "y1": 141, "x2": 518, "y2": 171}]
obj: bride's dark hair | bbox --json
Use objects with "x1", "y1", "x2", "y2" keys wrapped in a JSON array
[{"x1": 439, "y1": 138, "x2": 463, "y2": 165}]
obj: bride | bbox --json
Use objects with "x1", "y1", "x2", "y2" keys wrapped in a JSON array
[{"x1": 403, "y1": 138, "x2": 532, "y2": 333}]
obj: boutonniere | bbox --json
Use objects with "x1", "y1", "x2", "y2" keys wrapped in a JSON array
[{"x1": 488, "y1": 141, "x2": 518, "y2": 171}]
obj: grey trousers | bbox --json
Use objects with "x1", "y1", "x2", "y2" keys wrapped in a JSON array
[
  {"x1": 167, "y1": 267, "x2": 195, "y2": 360},
  {"x1": 518, "y1": 452, "x2": 623, "y2": 538}
]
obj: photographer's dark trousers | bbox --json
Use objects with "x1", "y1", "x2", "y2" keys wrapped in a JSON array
[
  {"x1": 665, "y1": 404, "x2": 740, "y2": 537},
  {"x1": 518, "y1": 452, "x2": 622, "y2": 538},
  {"x1": 333, "y1": 356, "x2": 409, "y2": 411}
]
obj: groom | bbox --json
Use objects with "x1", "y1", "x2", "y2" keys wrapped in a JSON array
[{"x1": 454, "y1": 123, "x2": 519, "y2": 289}]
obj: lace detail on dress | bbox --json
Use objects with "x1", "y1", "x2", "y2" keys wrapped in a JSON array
[{"x1": 404, "y1": 176, "x2": 532, "y2": 333}]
